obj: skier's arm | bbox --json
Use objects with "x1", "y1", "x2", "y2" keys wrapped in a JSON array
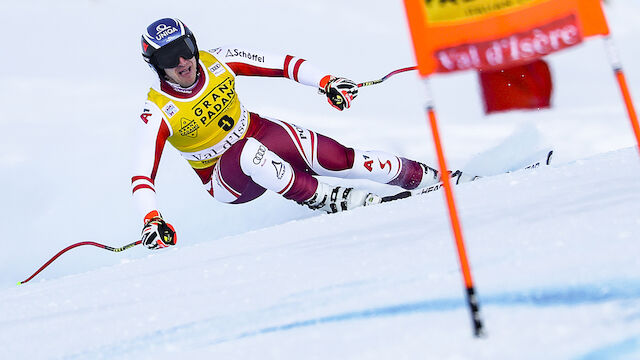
[
  {"x1": 131, "y1": 101, "x2": 177, "y2": 249},
  {"x1": 132, "y1": 101, "x2": 169, "y2": 219},
  {"x1": 208, "y1": 46, "x2": 359, "y2": 111},
  {"x1": 207, "y1": 45, "x2": 326, "y2": 88}
]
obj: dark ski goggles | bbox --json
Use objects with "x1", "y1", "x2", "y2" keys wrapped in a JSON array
[{"x1": 153, "y1": 36, "x2": 197, "y2": 69}]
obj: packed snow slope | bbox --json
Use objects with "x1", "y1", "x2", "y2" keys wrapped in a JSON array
[
  {"x1": 2, "y1": 147, "x2": 640, "y2": 359},
  {"x1": 1, "y1": 0, "x2": 640, "y2": 359}
]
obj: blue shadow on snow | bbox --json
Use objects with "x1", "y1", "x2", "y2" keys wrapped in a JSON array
[
  {"x1": 63, "y1": 280, "x2": 640, "y2": 359},
  {"x1": 211, "y1": 280, "x2": 640, "y2": 345}
]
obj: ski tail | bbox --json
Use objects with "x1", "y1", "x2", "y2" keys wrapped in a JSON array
[
  {"x1": 508, "y1": 148, "x2": 553, "y2": 172},
  {"x1": 382, "y1": 149, "x2": 554, "y2": 203}
]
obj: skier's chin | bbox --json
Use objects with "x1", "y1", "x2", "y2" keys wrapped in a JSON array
[
  {"x1": 178, "y1": 65, "x2": 192, "y2": 77},
  {"x1": 175, "y1": 67, "x2": 196, "y2": 86}
]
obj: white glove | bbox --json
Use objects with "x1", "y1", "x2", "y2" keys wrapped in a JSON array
[
  {"x1": 319, "y1": 75, "x2": 358, "y2": 111},
  {"x1": 141, "y1": 211, "x2": 177, "y2": 250}
]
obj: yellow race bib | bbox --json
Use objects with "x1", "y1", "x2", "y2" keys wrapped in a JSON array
[{"x1": 146, "y1": 51, "x2": 250, "y2": 169}]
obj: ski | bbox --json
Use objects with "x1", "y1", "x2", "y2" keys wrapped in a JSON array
[{"x1": 381, "y1": 150, "x2": 554, "y2": 203}]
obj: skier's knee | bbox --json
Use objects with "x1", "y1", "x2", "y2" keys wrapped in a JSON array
[{"x1": 239, "y1": 138, "x2": 268, "y2": 176}]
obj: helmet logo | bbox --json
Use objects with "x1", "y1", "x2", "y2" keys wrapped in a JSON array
[{"x1": 155, "y1": 23, "x2": 178, "y2": 41}]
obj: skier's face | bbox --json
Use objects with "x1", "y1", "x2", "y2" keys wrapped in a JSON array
[{"x1": 164, "y1": 56, "x2": 198, "y2": 87}]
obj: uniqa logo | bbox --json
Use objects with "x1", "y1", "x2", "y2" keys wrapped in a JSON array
[{"x1": 155, "y1": 23, "x2": 178, "y2": 41}]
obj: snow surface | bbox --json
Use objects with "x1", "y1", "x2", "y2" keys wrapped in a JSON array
[{"x1": 1, "y1": 0, "x2": 639, "y2": 359}]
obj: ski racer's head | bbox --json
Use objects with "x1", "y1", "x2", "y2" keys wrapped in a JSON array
[{"x1": 141, "y1": 18, "x2": 200, "y2": 87}]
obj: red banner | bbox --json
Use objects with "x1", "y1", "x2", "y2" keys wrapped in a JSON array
[{"x1": 480, "y1": 59, "x2": 553, "y2": 114}]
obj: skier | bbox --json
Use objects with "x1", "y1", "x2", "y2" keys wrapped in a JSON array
[{"x1": 134, "y1": 18, "x2": 475, "y2": 250}]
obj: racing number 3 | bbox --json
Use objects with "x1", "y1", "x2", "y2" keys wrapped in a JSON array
[{"x1": 218, "y1": 115, "x2": 235, "y2": 131}]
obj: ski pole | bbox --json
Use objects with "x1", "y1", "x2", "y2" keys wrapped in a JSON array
[
  {"x1": 357, "y1": 66, "x2": 417, "y2": 88},
  {"x1": 18, "y1": 240, "x2": 142, "y2": 285}
]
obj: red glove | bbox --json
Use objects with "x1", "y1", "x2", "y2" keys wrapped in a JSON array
[
  {"x1": 319, "y1": 75, "x2": 358, "y2": 111},
  {"x1": 141, "y1": 211, "x2": 177, "y2": 250}
]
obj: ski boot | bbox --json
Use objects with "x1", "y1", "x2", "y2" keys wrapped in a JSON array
[{"x1": 301, "y1": 183, "x2": 381, "y2": 214}]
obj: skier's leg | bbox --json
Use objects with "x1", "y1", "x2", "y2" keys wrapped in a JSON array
[
  {"x1": 204, "y1": 138, "x2": 313, "y2": 204},
  {"x1": 208, "y1": 137, "x2": 380, "y2": 212},
  {"x1": 340, "y1": 148, "x2": 478, "y2": 188},
  {"x1": 236, "y1": 138, "x2": 317, "y2": 202},
  {"x1": 251, "y1": 115, "x2": 474, "y2": 190}
]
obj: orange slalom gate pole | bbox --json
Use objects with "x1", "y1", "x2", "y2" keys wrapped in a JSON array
[
  {"x1": 605, "y1": 37, "x2": 640, "y2": 156},
  {"x1": 614, "y1": 70, "x2": 640, "y2": 154},
  {"x1": 423, "y1": 79, "x2": 484, "y2": 337},
  {"x1": 615, "y1": 69, "x2": 640, "y2": 150}
]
